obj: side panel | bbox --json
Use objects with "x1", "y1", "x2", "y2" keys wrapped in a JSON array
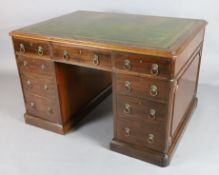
[{"x1": 171, "y1": 51, "x2": 201, "y2": 136}]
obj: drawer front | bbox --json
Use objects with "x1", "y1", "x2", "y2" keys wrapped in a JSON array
[
  {"x1": 52, "y1": 43, "x2": 112, "y2": 70},
  {"x1": 13, "y1": 38, "x2": 50, "y2": 57},
  {"x1": 24, "y1": 93, "x2": 59, "y2": 123},
  {"x1": 117, "y1": 95, "x2": 167, "y2": 123},
  {"x1": 116, "y1": 74, "x2": 171, "y2": 102},
  {"x1": 116, "y1": 118, "x2": 166, "y2": 152},
  {"x1": 20, "y1": 73, "x2": 57, "y2": 98},
  {"x1": 17, "y1": 56, "x2": 54, "y2": 77},
  {"x1": 114, "y1": 53, "x2": 172, "y2": 78}
]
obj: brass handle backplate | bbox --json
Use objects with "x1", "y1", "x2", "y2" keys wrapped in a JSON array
[
  {"x1": 123, "y1": 103, "x2": 132, "y2": 114},
  {"x1": 26, "y1": 80, "x2": 32, "y2": 88},
  {"x1": 63, "y1": 50, "x2": 70, "y2": 60},
  {"x1": 37, "y1": 46, "x2": 44, "y2": 56},
  {"x1": 41, "y1": 64, "x2": 46, "y2": 70},
  {"x1": 123, "y1": 59, "x2": 132, "y2": 70},
  {"x1": 124, "y1": 127, "x2": 130, "y2": 136},
  {"x1": 93, "y1": 54, "x2": 100, "y2": 65},
  {"x1": 150, "y1": 85, "x2": 158, "y2": 96},
  {"x1": 147, "y1": 134, "x2": 155, "y2": 144},
  {"x1": 30, "y1": 102, "x2": 35, "y2": 108},
  {"x1": 44, "y1": 84, "x2": 48, "y2": 91},
  {"x1": 151, "y1": 63, "x2": 159, "y2": 75},
  {"x1": 148, "y1": 109, "x2": 156, "y2": 119},
  {"x1": 20, "y1": 43, "x2": 25, "y2": 53},
  {"x1": 47, "y1": 107, "x2": 53, "y2": 114},
  {"x1": 124, "y1": 81, "x2": 132, "y2": 92},
  {"x1": 23, "y1": 60, "x2": 28, "y2": 67}
]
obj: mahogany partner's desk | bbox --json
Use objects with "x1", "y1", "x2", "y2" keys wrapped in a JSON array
[{"x1": 10, "y1": 11, "x2": 207, "y2": 166}]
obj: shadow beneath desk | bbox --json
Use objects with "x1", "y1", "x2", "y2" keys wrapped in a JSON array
[{"x1": 70, "y1": 94, "x2": 113, "y2": 148}]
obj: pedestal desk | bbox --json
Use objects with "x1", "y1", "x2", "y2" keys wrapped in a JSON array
[{"x1": 10, "y1": 11, "x2": 207, "y2": 166}]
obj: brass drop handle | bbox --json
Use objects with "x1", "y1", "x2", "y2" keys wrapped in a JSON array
[
  {"x1": 124, "y1": 81, "x2": 132, "y2": 92},
  {"x1": 26, "y1": 80, "x2": 32, "y2": 87},
  {"x1": 148, "y1": 109, "x2": 156, "y2": 119},
  {"x1": 123, "y1": 103, "x2": 132, "y2": 114},
  {"x1": 147, "y1": 134, "x2": 155, "y2": 144},
  {"x1": 30, "y1": 102, "x2": 35, "y2": 108},
  {"x1": 150, "y1": 85, "x2": 158, "y2": 96},
  {"x1": 20, "y1": 43, "x2": 25, "y2": 53},
  {"x1": 63, "y1": 50, "x2": 70, "y2": 60},
  {"x1": 44, "y1": 84, "x2": 48, "y2": 91},
  {"x1": 124, "y1": 127, "x2": 130, "y2": 136},
  {"x1": 151, "y1": 63, "x2": 159, "y2": 75},
  {"x1": 23, "y1": 60, "x2": 28, "y2": 67},
  {"x1": 37, "y1": 46, "x2": 44, "y2": 56},
  {"x1": 123, "y1": 59, "x2": 132, "y2": 70},
  {"x1": 41, "y1": 64, "x2": 46, "y2": 70},
  {"x1": 93, "y1": 54, "x2": 100, "y2": 65},
  {"x1": 47, "y1": 107, "x2": 53, "y2": 114}
]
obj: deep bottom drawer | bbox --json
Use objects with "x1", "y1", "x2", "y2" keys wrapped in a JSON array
[
  {"x1": 24, "y1": 93, "x2": 59, "y2": 123},
  {"x1": 116, "y1": 118, "x2": 167, "y2": 152}
]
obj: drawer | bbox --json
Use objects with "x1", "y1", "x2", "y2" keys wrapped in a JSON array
[
  {"x1": 24, "y1": 93, "x2": 59, "y2": 123},
  {"x1": 52, "y1": 43, "x2": 112, "y2": 70},
  {"x1": 114, "y1": 53, "x2": 172, "y2": 78},
  {"x1": 115, "y1": 74, "x2": 171, "y2": 102},
  {"x1": 116, "y1": 118, "x2": 166, "y2": 152},
  {"x1": 117, "y1": 95, "x2": 167, "y2": 123},
  {"x1": 13, "y1": 38, "x2": 50, "y2": 57},
  {"x1": 16, "y1": 56, "x2": 55, "y2": 77},
  {"x1": 20, "y1": 73, "x2": 57, "y2": 98}
]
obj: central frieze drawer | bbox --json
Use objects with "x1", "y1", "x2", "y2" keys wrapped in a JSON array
[{"x1": 51, "y1": 43, "x2": 112, "y2": 70}]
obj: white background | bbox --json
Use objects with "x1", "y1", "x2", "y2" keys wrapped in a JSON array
[{"x1": 0, "y1": 0, "x2": 219, "y2": 175}]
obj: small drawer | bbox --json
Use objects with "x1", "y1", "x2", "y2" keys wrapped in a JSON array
[
  {"x1": 24, "y1": 93, "x2": 59, "y2": 123},
  {"x1": 115, "y1": 74, "x2": 171, "y2": 102},
  {"x1": 13, "y1": 38, "x2": 50, "y2": 57},
  {"x1": 16, "y1": 56, "x2": 54, "y2": 77},
  {"x1": 20, "y1": 73, "x2": 57, "y2": 98},
  {"x1": 114, "y1": 53, "x2": 172, "y2": 78},
  {"x1": 52, "y1": 43, "x2": 112, "y2": 70},
  {"x1": 116, "y1": 95, "x2": 167, "y2": 123},
  {"x1": 116, "y1": 118, "x2": 166, "y2": 152}
]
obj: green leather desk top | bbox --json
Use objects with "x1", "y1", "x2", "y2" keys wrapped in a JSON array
[{"x1": 12, "y1": 11, "x2": 206, "y2": 51}]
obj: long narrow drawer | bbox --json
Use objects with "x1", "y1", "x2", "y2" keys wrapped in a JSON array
[
  {"x1": 115, "y1": 74, "x2": 171, "y2": 103},
  {"x1": 20, "y1": 73, "x2": 57, "y2": 98},
  {"x1": 114, "y1": 52, "x2": 173, "y2": 78},
  {"x1": 13, "y1": 38, "x2": 50, "y2": 57},
  {"x1": 24, "y1": 93, "x2": 59, "y2": 123},
  {"x1": 116, "y1": 95, "x2": 168, "y2": 123},
  {"x1": 51, "y1": 43, "x2": 112, "y2": 70},
  {"x1": 16, "y1": 56, "x2": 54, "y2": 77},
  {"x1": 116, "y1": 118, "x2": 166, "y2": 152}
]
